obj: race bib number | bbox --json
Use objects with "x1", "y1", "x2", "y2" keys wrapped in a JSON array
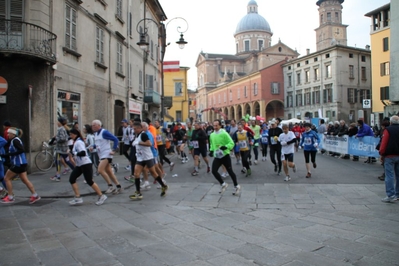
[
  {"x1": 270, "y1": 137, "x2": 277, "y2": 145},
  {"x1": 239, "y1": 140, "x2": 247, "y2": 149},
  {"x1": 295, "y1": 132, "x2": 299, "y2": 137},
  {"x1": 215, "y1": 149, "x2": 224, "y2": 159},
  {"x1": 178, "y1": 140, "x2": 183, "y2": 145},
  {"x1": 192, "y1": 140, "x2": 199, "y2": 149},
  {"x1": 156, "y1": 135, "x2": 162, "y2": 142},
  {"x1": 304, "y1": 137, "x2": 312, "y2": 145},
  {"x1": 261, "y1": 137, "x2": 268, "y2": 144},
  {"x1": 281, "y1": 153, "x2": 285, "y2": 161}
]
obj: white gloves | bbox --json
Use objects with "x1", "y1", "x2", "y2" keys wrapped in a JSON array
[
  {"x1": 313, "y1": 143, "x2": 318, "y2": 148},
  {"x1": 280, "y1": 141, "x2": 287, "y2": 146}
]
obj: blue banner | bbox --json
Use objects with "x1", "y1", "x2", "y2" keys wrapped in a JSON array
[{"x1": 317, "y1": 134, "x2": 379, "y2": 157}]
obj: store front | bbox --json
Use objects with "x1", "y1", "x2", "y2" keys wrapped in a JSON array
[
  {"x1": 129, "y1": 99, "x2": 142, "y2": 120},
  {"x1": 57, "y1": 90, "x2": 80, "y2": 128}
]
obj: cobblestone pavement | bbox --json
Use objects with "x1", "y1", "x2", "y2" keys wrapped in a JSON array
[{"x1": 1, "y1": 152, "x2": 399, "y2": 266}]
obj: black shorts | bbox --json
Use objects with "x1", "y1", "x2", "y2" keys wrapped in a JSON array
[
  {"x1": 100, "y1": 158, "x2": 113, "y2": 164},
  {"x1": 194, "y1": 147, "x2": 207, "y2": 157},
  {"x1": 283, "y1": 153, "x2": 294, "y2": 162},
  {"x1": 9, "y1": 164, "x2": 27, "y2": 174},
  {"x1": 136, "y1": 159, "x2": 155, "y2": 168}
]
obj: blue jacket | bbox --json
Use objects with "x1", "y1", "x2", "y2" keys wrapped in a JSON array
[
  {"x1": 300, "y1": 130, "x2": 319, "y2": 151},
  {"x1": 357, "y1": 123, "x2": 374, "y2": 137},
  {"x1": 0, "y1": 136, "x2": 6, "y2": 162}
]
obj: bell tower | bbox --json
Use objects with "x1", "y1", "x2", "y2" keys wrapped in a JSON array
[{"x1": 315, "y1": 0, "x2": 348, "y2": 51}]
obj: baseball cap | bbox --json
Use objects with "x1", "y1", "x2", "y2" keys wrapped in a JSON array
[{"x1": 121, "y1": 119, "x2": 128, "y2": 123}]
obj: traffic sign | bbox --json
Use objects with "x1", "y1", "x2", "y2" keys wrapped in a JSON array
[
  {"x1": 363, "y1": 99, "x2": 371, "y2": 108},
  {"x1": 0, "y1": 76, "x2": 8, "y2": 95}
]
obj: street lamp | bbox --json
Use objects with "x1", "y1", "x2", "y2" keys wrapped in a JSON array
[{"x1": 136, "y1": 17, "x2": 189, "y2": 122}]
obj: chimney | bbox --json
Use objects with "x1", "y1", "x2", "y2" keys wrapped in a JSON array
[
  {"x1": 306, "y1": 49, "x2": 310, "y2": 55},
  {"x1": 365, "y1": 45, "x2": 370, "y2": 50}
]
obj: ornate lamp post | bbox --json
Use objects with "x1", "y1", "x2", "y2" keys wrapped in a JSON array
[{"x1": 136, "y1": 17, "x2": 188, "y2": 122}]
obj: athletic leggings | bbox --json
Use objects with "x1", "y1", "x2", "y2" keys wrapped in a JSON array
[
  {"x1": 211, "y1": 154, "x2": 238, "y2": 187},
  {"x1": 304, "y1": 150, "x2": 317, "y2": 163},
  {"x1": 69, "y1": 163, "x2": 94, "y2": 186},
  {"x1": 123, "y1": 144, "x2": 131, "y2": 161},
  {"x1": 252, "y1": 139, "x2": 259, "y2": 160},
  {"x1": 261, "y1": 143, "x2": 268, "y2": 157},
  {"x1": 240, "y1": 150, "x2": 250, "y2": 170},
  {"x1": 55, "y1": 153, "x2": 75, "y2": 171},
  {"x1": 269, "y1": 144, "x2": 282, "y2": 171},
  {"x1": 158, "y1": 145, "x2": 171, "y2": 165}
]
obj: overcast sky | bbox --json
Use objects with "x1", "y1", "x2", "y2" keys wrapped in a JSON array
[{"x1": 159, "y1": 0, "x2": 389, "y2": 90}]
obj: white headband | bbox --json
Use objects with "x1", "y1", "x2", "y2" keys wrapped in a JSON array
[{"x1": 8, "y1": 128, "x2": 17, "y2": 135}]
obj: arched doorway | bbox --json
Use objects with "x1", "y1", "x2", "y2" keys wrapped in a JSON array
[
  {"x1": 230, "y1": 106, "x2": 235, "y2": 120},
  {"x1": 265, "y1": 100, "x2": 284, "y2": 121},
  {"x1": 253, "y1": 101, "x2": 260, "y2": 116},
  {"x1": 223, "y1": 107, "x2": 228, "y2": 119},
  {"x1": 244, "y1": 103, "x2": 251, "y2": 117},
  {"x1": 114, "y1": 100, "x2": 125, "y2": 135},
  {"x1": 237, "y1": 105, "x2": 242, "y2": 119}
]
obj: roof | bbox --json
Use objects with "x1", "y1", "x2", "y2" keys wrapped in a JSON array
[
  {"x1": 200, "y1": 52, "x2": 242, "y2": 61},
  {"x1": 364, "y1": 3, "x2": 390, "y2": 17},
  {"x1": 316, "y1": 0, "x2": 344, "y2": 6}
]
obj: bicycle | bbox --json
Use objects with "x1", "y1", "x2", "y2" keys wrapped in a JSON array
[{"x1": 34, "y1": 140, "x2": 55, "y2": 172}]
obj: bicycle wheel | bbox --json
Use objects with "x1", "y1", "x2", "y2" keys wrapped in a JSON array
[{"x1": 35, "y1": 151, "x2": 54, "y2": 172}]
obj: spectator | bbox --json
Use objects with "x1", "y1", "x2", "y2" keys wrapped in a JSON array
[
  {"x1": 338, "y1": 120, "x2": 349, "y2": 159},
  {"x1": 348, "y1": 123, "x2": 359, "y2": 161},
  {"x1": 356, "y1": 119, "x2": 376, "y2": 163}
]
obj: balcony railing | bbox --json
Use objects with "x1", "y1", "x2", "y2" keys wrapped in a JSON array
[
  {"x1": 0, "y1": 19, "x2": 57, "y2": 63},
  {"x1": 144, "y1": 89, "x2": 161, "y2": 105}
]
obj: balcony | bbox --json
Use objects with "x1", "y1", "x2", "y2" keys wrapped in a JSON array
[
  {"x1": 164, "y1": 96, "x2": 173, "y2": 108},
  {"x1": 144, "y1": 89, "x2": 161, "y2": 106},
  {"x1": 0, "y1": 19, "x2": 57, "y2": 64}
]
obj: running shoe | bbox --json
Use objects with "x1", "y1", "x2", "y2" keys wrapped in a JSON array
[
  {"x1": 207, "y1": 166, "x2": 210, "y2": 173},
  {"x1": 62, "y1": 168, "x2": 70, "y2": 175},
  {"x1": 254, "y1": 160, "x2": 258, "y2": 165},
  {"x1": 246, "y1": 169, "x2": 252, "y2": 177},
  {"x1": 140, "y1": 181, "x2": 151, "y2": 190},
  {"x1": 112, "y1": 163, "x2": 119, "y2": 173},
  {"x1": 1, "y1": 195, "x2": 15, "y2": 204},
  {"x1": 50, "y1": 176, "x2": 61, "y2": 182},
  {"x1": 274, "y1": 164, "x2": 277, "y2": 172},
  {"x1": 277, "y1": 171, "x2": 281, "y2": 176},
  {"x1": 0, "y1": 188, "x2": 8, "y2": 199},
  {"x1": 284, "y1": 176, "x2": 291, "y2": 182},
  {"x1": 170, "y1": 162, "x2": 175, "y2": 171},
  {"x1": 69, "y1": 197, "x2": 83, "y2": 205},
  {"x1": 219, "y1": 183, "x2": 228, "y2": 194},
  {"x1": 191, "y1": 170, "x2": 199, "y2": 176},
  {"x1": 293, "y1": 164, "x2": 297, "y2": 173},
  {"x1": 124, "y1": 176, "x2": 135, "y2": 182},
  {"x1": 104, "y1": 186, "x2": 115, "y2": 194},
  {"x1": 381, "y1": 196, "x2": 397, "y2": 203},
  {"x1": 233, "y1": 185, "x2": 241, "y2": 196},
  {"x1": 306, "y1": 172, "x2": 311, "y2": 178},
  {"x1": 113, "y1": 187, "x2": 123, "y2": 194},
  {"x1": 125, "y1": 165, "x2": 131, "y2": 171},
  {"x1": 313, "y1": 162, "x2": 317, "y2": 169},
  {"x1": 129, "y1": 191, "x2": 143, "y2": 200},
  {"x1": 160, "y1": 185, "x2": 168, "y2": 197},
  {"x1": 95, "y1": 194, "x2": 108, "y2": 205}
]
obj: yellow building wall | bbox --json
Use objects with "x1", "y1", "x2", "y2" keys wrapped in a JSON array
[
  {"x1": 371, "y1": 28, "x2": 390, "y2": 113},
  {"x1": 164, "y1": 67, "x2": 189, "y2": 122}
]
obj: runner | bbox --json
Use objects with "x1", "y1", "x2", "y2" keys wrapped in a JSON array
[
  {"x1": 191, "y1": 122, "x2": 210, "y2": 176},
  {"x1": 129, "y1": 122, "x2": 168, "y2": 200},
  {"x1": 268, "y1": 120, "x2": 283, "y2": 175},
  {"x1": 228, "y1": 119, "x2": 241, "y2": 165},
  {"x1": 209, "y1": 119, "x2": 241, "y2": 196},
  {"x1": 260, "y1": 123, "x2": 269, "y2": 161},
  {"x1": 300, "y1": 122, "x2": 320, "y2": 178},
  {"x1": 154, "y1": 120, "x2": 174, "y2": 171},
  {"x1": 1, "y1": 128, "x2": 41, "y2": 204},
  {"x1": 91, "y1": 120, "x2": 122, "y2": 194},
  {"x1": 121, "y1": 119, "x2": 132, "y2": 170},
  {"x1": 68, "y1": 129, "x2": 107, "y2": 205},
  {"x1": 175, "y1": 123, "x2": 188, "y2": 163},
  {"x1": 249, "y1": 119, "x2": 261, "y2": 164},
  {"x1": 278, "y1": 124, "x2": 297, "y2": 181},
  {"x1": 233, "y1": 123, "x2": 252, "y2": 177}
]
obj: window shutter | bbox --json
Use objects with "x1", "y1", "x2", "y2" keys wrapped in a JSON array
[
  {"x1": 71, "y1": 8, "x2": 77, "y2": 50},
  {"x1": 10, "y1": 0, "x2": 23, "y2": 21},
  {"x1": 65, "y1": 5, "x2": 71, "y2": 49}
]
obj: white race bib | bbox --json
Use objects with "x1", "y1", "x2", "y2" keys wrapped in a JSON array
[
  {"x1": 178, "y1": 140, "x2": 183, "y2": 145},
  {"x1": 215, "y1": 149, "x2": 224, "y2": 158},
  {"x1": 239, "y1": 140, "x2": 247, "y2": 149},
  {"x1": 261, "y1": 137, "x2": 268, "y2": 144},
  {"x1": 156, "y1": 135, "x2": 162, "y2": 142},
  {"x1": 192, "y1": 140, "x2": 199, "y2": 149},
  {"x1": 270, "y1": 137, "x2": 277, "y2": 145}
]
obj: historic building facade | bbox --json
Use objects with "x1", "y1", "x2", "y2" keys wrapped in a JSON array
[
  {"x1": 195, "y1": 0, "x2": 298, "y2": 122},
  {"x1": 0, "y1": 0, "x2": 166, "y2": 170},
  {"x1": 283, "y1": 0, "x2": 372, "y2": 124}
]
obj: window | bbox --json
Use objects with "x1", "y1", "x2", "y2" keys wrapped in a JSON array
[
  {"x1": 237, "y1": 88, "x2": 240, "y2": 99},
  {"x1": 150, "y1": 40, "x2": 154, "y2": 59},
  {"x1": 347, "y1": 88, "x2": 357, "y2": 103},
  {"x1": 314, "y1": 57, "x2": 318, "y2": 62},
  {"x1": 146, "y1": 74, "x2": 153, "y2": 89},
  {"x1": 305, "y1": 60, "x2": 309, "y2": 65},
  {"x1": 297, "y1": 63, "x2": 300, "y2": 67},
  {"x1": 361, "y1": 67, "x2": 366, "y2": 80},
  {"x1": 174, "y1": 82, "x2": 182, "y2": 96},
  {"x1": 244, "y1": 40, "x2": 250, "y2": 52},
  {"x1": 271, "y1": 82, "x2": 279, "y2": 94},
  {"x1": 139, "y1": 70, "x2": 143, "y2": 92},
  {"x1": 244, "y1": 86, "x2": 247, "y2": 97},
  {"x1": 296, "y1": 93, "x2": 302, "y2": 106},
  {"x1": 383, "y1": 37, "x2": 389, "y2": 52},
  {"x1": 349, "y1": 65, "x2": 354, "y2": 79},
  {"x1": 312, "y1": 88, "x2": 320, "y2": 104},
  {"x1": 287, "y1": 92, "x2": 293, "y2": 107},
  {"x1": 314, "y1": 68, "x2": 319, "y2": 81},
  {"x1": 253, "y1": 83, "x2": 258, "y2": 95},
  {"x1": 288, "y1": 75, "x2": 292, "y2": 87},
  {"x1": 320, "y1": 14, "x2": 323, "y2": 24},
  {"x1": 176, "y1": 111, "x2": 182, "y2": 122},
  {"x1": 229, "y1": 90, "x2": 232, "y2": 101},
  {"x1": 380, "y1": 62, "x2": 390, "y2": 76},
  {"x1": 349, "y1": 53, "x2": 353, "y2": 58},
  {"x1": 326, "y1": 65, "x2": 331, "y2": 78},
  {"x1": 297, "y1": 73, "x2": 301, "y2": 85},
  {"x1": 326, "y1": 53, "x2": 330, "y2": 58},
  {"x1": 288, "y1": 66, "x2": 291, "y2": 70},
  {"x1": 323, "y1": 84, "x2": 333, "y2": 103},
  {"x1": 305, "y1": 70, "x2": 310, "y2": 83},
  {"x1": 305, "y1": 91, "x2": 311, "y2": 105},
  {"x1": 380, "y1": 86, "x2": 389, "y2": 100},
  {"x1": 335, "y1": 12, "x2": 339, "y2": 22},
  {"x1": 327, "y1": 12, "x2": 331, "y2": 21},
  {"x1": 361, "y1": 55, "x2": 366, "y2": 62},
  {"x1": 258, "y1": 40, "x2": 263, "y2": 51},
  {"x1": 96, "y1": 26, "x2": 104, "y2": 64},
  {"x1": 359, "y1": 89, "x2": 371, "y2": 103},
  {"x1": 127, "y1": 63, "x2": 132, "y2": 87},
  {"x1": 116, "y1": 42, "x2": 123, "y2": 74},
  {"x1": 65, "y1": 4, "x2": 77, "y2": 51},
  {"x1": 116, "y1": 0, "x2": 122, "y2": 18},
  {"x1": 224, "y1": 92, "x2": 226, "y2": 103}
]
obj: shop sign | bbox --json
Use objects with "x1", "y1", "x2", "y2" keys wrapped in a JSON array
[
  {"x1": 58, "y1": 91, "x2": 81, "y2": 101},
  {"x1": 129, "y1": 99, "x2": 142, "y2": 114}
]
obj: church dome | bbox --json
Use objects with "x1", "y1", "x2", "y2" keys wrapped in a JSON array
[{"x1": 235, "y1": 0, "x2": 271, "y2": 35}]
